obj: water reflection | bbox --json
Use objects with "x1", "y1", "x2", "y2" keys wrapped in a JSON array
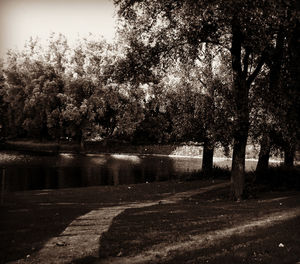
[
  {"x1": 0, "y1": 151, "x2": 263, "y2": 192},
  {"x1": 110, "y1": 154, "x2": 141, "y2": 163}
]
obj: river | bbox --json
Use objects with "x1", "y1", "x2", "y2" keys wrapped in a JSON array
[{"x1": 0, "y1": 151, "x2": 277, "y2": 191}]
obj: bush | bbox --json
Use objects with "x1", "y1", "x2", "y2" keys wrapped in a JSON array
[
  {"x1": 185, "y1": 166, "x2": 231, "y2": 181},
  {"x1": 252, "y1": 165, "x2": 300, "y2": 190}
]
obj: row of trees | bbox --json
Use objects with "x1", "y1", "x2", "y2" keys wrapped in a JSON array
[
  {"x1": 113, "y1": 0, "x2": 299, "y2": 199},
  {"x1": 0, "y1": 0, "x2": 299, "y2": 199}
]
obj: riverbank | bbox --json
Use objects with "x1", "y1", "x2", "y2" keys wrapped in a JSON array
[
  {"x1": 1, "y1": 179, "x2": 299, "y2": 264},
  {"x1": 0, "y1": 140, "x2": 206, "y2": 156},
  {"x1": 1, "y1": 139, "x2": 284, "y2": 161}
]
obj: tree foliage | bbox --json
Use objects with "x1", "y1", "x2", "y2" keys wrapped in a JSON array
[{"x1": 1, "y1": 34, "x2": 144, "y2": 142}]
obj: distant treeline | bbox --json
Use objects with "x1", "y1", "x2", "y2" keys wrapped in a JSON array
[{"x1": 0, "y1": 35, "x2": 230, "y2": 145}]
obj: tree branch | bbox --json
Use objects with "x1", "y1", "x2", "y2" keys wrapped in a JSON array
[
  {"x1": 249, "y1": 53, "x2": 253, "y2": 74},
  {"x1": 205, "y1": 40, "x2": 231, "y2": 52},
  {"x1": 198, "y1": 77, "x2": 207, "y2": 88},
  {"x1": 243, "y1": 48, "x2": 251, "y2": 76},
  {"x1": 247, "y1": 53, "x2": 266, "y2": 86}
]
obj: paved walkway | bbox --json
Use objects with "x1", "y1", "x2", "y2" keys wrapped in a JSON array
[{"x1": 10, "y1": 182, "x2": 229, "y2": 264}]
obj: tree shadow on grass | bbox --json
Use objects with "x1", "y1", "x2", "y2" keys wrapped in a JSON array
[
  {"x1": 94, "y1": 191, "x2": 300, "y2": 264},
  {"x1": 0, "y1": 198, "x2": 93, "y2": 264},
  {"x1": 71, "y1": 256, "x2": 99, "y2": 264}
]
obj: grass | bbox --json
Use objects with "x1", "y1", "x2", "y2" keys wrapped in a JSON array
[
  {"x1": 0, "y1": 179, "x2": 216, "y2": 264},
  {"x1": 97, "y1": 187, "x2": 300, "y2": 264},
  {"x1": 185, "y1": 166, "x2": 231, "y2": 181}
]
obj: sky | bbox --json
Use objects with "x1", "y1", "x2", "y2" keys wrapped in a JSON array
[{"x1": 0, "y1": 0, "x2": 117, "y2": 57}]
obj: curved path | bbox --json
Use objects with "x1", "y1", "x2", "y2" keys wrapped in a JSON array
[{"x1": 10, "y1": 182, "x2": 229, "y2": 264}]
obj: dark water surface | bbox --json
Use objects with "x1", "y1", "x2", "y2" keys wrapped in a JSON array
[{"x1": 0, "y1": 151, "x2": 260, "y2": 192}]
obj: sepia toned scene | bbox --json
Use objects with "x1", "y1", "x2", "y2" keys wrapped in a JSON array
[{"x1": 0, "y1": 0, "x2": 299, "y2": 263}]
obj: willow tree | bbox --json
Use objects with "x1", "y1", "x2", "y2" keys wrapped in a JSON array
[
  {"x1": 2, "y1": 36, "x2": 67, "y2": 140},
  {"x1": 0, "y1": 60, "x2": 7, "y2": 138},
  {"x1": 114, "y1": 0, "x2": 294, "y2": 199}
]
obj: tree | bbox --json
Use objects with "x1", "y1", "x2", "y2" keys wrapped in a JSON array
[
  {"x1": 252, "y1": 3, "x2": 300, "y2": 170},
  {"x1": 133, "y1": 83, "x2": 171, "y2": 144},
  {"x1": 60, "y1": 35, "x2": 144, "y2": 143},
  {"x1": 252, "y1": 28, "x2": 285, "y2": 171},
  {"x1": 3, "y1": 49, "x2": 28, "y2": 138},
  {"x1": 59, "y1": 36, "x2": 111, "y2": 144}
]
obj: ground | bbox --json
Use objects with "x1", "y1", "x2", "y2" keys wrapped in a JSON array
[{"x1": 0, "y1": 179, "x2": 300, "y2": 264}]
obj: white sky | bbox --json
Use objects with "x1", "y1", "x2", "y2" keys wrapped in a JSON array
[{"x1": 0, "y1": 0, "x2": 117, "y2": 57}]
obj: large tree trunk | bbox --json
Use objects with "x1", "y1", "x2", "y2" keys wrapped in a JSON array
[
  {"x1": 255, "y1": 28, "x2": 284, "y2": 172},
  {"x1": 255, "y1": 27, "x2": 284, "y2": 173},
  {"x1": 284, "y1": 145, "x2": 295, "y2": 167},
  {"x1": 40, "y1": 121, "x2": 48, "y2": 142},
  {"x1": 80, "y1": 137, "x2": 85, "y2": 151},
  {"x1": 202, "y1": 140, "x2": 214, "y2": 177},
  {"x1": 76, "y1": 128, "x2": 85, "y2": 152},
  {"x1": 230, "y1": 77, "x2": 249, "y2": 200},
  {"x1": 201, "y1": 43, "x2": 215, "y2": 178},
  {"x1": 282, "y1": 19, "x2": 299, "y2": 168},
  {"x1": 229, "y1": 13, "x2": 266, "y2": 200},
  {"x1": 256, "y1": 133, "x2": 271, "y2": 171},
  {"x1": 231, "y1": 131, "x2": 248, "y2": 200},
  {"x1": 230, "y1": 18, "x2": 250, "y2": 200}
]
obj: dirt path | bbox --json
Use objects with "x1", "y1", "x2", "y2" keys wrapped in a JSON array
[
  {"x1": 99, "y1": 207, "x2": 300, "y2": 264},
  {"x1": 9, "y1": 182, "x2": 229, "y2": 264}
]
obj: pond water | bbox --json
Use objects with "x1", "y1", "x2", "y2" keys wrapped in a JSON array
[{"x1": 0, "y1": 151, "x2": 262, "y2": 192}]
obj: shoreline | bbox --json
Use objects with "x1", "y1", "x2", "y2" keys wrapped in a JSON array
[
  {"x1": 86, "y1": 153, "x2": 283, "y2": 163},
  {"x1": 0, "y1": 139, "x2": 285, "y2": 162}
]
